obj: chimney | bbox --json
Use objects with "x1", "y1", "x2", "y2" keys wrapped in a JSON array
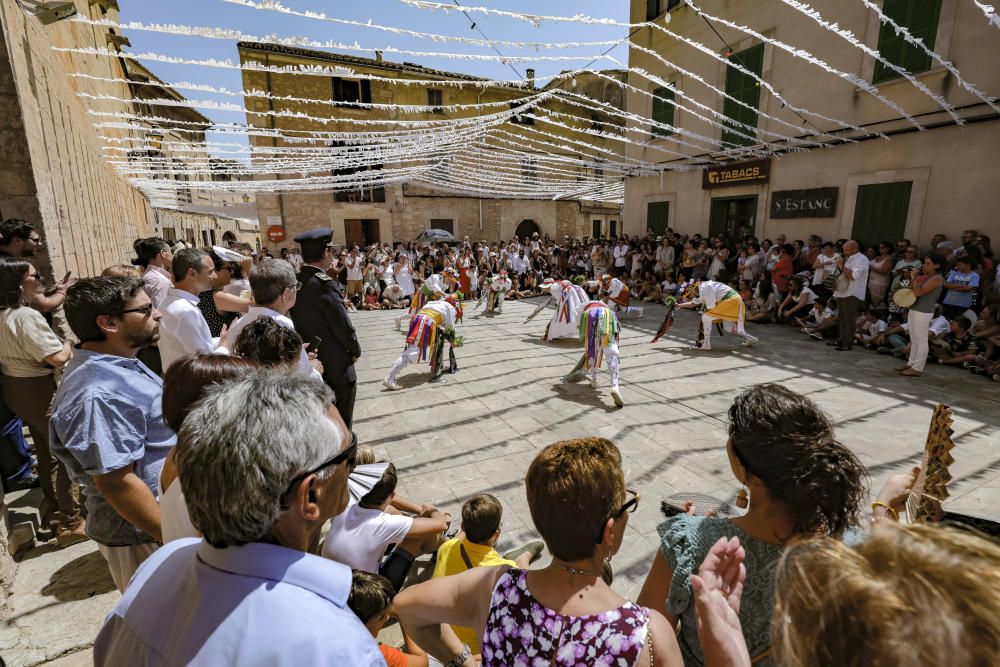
[
  {"x1": 526, "y1": 68, "x2": 535, "y2": 89},
  {"x1": 375, "y1": 51, "x2": 383, "y2": 63}
]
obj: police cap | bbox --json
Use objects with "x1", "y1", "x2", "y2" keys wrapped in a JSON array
[{"x1": 293, "y1": 227, "x2": 333, "y2": 244}]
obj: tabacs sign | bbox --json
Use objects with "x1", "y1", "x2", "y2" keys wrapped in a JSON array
[
  {"x1": 770, "y1": 187, "x2": 839, "y2": 219},
  {"x1": 702, "y1": 159, "x2": 770, "y2": 189}
]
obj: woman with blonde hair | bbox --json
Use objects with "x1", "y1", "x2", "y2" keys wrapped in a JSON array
[
  {"x1": 395, "y1": 438, "x2": 682, "y2": 666},
  {"x1": 692, "y1": 522, "x2": 1000, "y2": 667}
]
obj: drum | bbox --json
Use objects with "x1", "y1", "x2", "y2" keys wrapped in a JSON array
[{"x1": 893, "y1": 288, "x2": 917, "y2": 308}]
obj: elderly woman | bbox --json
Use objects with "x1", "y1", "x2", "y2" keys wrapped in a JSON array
[
  {"x1": 0, "y1": 258, "x2": 81, "y2": 544},
  {"x1": 395, "y1": 438, "x2": 682, "y2": 667},
  {"x1": 637, "y1": 384, "x2": 871, "y2": 667}
]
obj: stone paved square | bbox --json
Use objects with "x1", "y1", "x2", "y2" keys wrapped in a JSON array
[{"x1": 3, "y1": 297, "x2": 998, "y2": 665}]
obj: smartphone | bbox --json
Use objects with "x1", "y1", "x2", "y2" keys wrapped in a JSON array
[
  {"x1": 306, "y1": 336, "x2": 322, "y2": 353},
  {"x1": 62, "y1": 271, "x2": 72, "y2": 283}
]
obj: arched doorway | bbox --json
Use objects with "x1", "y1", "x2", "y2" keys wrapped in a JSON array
[
  {"x1": 515, "y1": 219, "x2": 540, "y2": 240},
  {"x1": 221, "y1": 231, "x2": 238, "y2": 245}
]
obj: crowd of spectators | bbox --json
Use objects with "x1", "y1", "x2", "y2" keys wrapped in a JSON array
[
  {"x1": 0, "y1": 214, "x2": 998, "y2": 667},
  {"x1": 302, "y1": 227, "x2": 998, "y2": 381}
]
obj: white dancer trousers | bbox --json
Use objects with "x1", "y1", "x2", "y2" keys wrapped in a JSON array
[
  {"x1": 700, "y1": 314, "x2": 753, "y2": 347},
  {"x1": 387, "y1": 344, "x2": 422, "y2": 384},
  {"x1": 907, "y1": 310, "x2": 933, "y2": 372},
  {"x1": 588, "y1": 342, "x2": 621, "y2": 389}
]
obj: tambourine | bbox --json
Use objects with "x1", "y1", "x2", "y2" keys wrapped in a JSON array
[{"x1": 892, "y1": 288, "x2": 917, "y2": 308}]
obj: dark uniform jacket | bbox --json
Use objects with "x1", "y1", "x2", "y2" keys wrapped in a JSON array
[{"x1": 291, "y1": 265, "x2": 361, "y2": 386}]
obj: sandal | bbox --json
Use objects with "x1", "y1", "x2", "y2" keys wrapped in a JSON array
[{"x1": 900, "y1": 368, "x2": 923, "y2": 377}]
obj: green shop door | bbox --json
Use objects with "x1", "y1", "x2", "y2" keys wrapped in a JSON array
[
  {"x1": 709, "y1": 196, "x2": 757, "y2": 240},
  {"x1": 851, "y1": 182, "x2": 912, "y2": 248}
]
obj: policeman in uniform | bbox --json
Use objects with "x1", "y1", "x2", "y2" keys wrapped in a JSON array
[{"x1": 289, "y1": 228, "x2": 362, "y2": 428}]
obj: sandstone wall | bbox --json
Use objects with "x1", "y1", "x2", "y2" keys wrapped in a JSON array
[{"x1": 0, "y1": 0, "x2": 155, "y2": 280}]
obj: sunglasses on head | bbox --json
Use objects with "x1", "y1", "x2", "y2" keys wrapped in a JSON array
[
  {"x1": 596, "y1": 489, "x2": 640, "y2": 544},
  {"x1": 284, "y1": 431, "x2": 358, "y2": 497}
]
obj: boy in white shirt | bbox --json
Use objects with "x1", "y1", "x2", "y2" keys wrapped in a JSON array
[{"x1": 322, "y1": 463, "x2": 450, "y2": 592}]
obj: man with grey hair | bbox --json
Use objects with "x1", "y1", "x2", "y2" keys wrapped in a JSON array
[
  {"x1": 94, "y1": 371, "x2": 382, "y2": 665},
  {"x1": 226, "y1": 259, "x2": 322, "y2": 378}
]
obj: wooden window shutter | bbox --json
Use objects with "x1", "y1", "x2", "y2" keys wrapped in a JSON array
[
  {"x1": 873, "y1": 0, "x2": 941, "y2": 84},
  {"x1": 651, "y1": 86, "x2": 675, "y2": 137},
  {"x1": 721, "y1": 43, "x2": 764, "y2": 147},
  {"x1": 361, "y1": 80, "x2": 372, "y2": 104},
  {"x1": 646, "y1": 0, "x2": 660, "y2": 21}
]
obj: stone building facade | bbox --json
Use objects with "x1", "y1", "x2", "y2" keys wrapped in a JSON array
[
  {"x1": 624, "y1": 0, "x2": 1000, "y2": 247},
  {"x1": 236, "y1": 43, "x2": 627, "y2": 250}
]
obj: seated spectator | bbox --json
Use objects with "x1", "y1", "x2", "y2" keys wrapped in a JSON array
[
  {"x1": 737, "y1": 279, "x2": 752, "y2": 305},
  {"x1": 776, "y1": 275, "x2": 816, "y2": 325},
  {"x1": 158, "y1": 354, "x2": 258, "y2": 543},
  {"x1": 856, "y1": 308, "x2": 888, "y2": 349},
  {"x1": 94, "y1": 371, "x2": 382, "y2": 665},
  {"x1": 381, "y1": 283, "x2": 409, "y2": 309},
  {"x1": 52, "y1": 277, "x2": 171, "y2": 591},
  {"x1": 930, "y1": 316, "x2": 978, "y2": 366},
  {"x1": 322, "y1": 463, "x2": 451, "y2": 592},
  {"x1": 431, "y1": 494, "x2": 545, "y2": 655},
  {"x1": 395, "y1": 438, "x2": 681, "y2": 667},
  {"x1": 0, "y1": 258, "x2": 80, "y2": 544},
  {"x1": 362, "y1": 286, "x2": 381, "y2": 311},
  {"x1": 799, "y1": 296, "x2": 838, "y2": 340},
  {"x1": 348, "y1": 570, "x2": 429, "y2": 667},
  {"x1": 746, "y1": 276, "x2": 777, "y2": 323},
  {"x1": 637, "y1": 384, "x2": 873, "y2": 667},
  {"x1": 771, "y1": 244, "x2": 794, "y2": 298},
  {"x1": 696, "y1": 523, "x2": 1000, "y2": 667}
]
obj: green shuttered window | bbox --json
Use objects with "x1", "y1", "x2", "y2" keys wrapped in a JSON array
[
  {"x1": 647, "y1": 201, "x2": 669, "y2": 236},
  {"x1": 851, "y1": 182, "x2": 913, "y2": 248},
  {"x1": 651, "y1": 86, "x2": 675, "y2": 138},
  {"x1": 720, "y1": 44, "x2": 764, "y2": 148},
  {"x1": 873, "y1": 0, "x2": 942, "y2": 84}
]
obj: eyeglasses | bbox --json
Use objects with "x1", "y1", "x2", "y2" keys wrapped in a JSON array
[
  {"x1": 295, "y1": 281, "x2": 302, "y2": 291},
  {"x1": 26, "y1": 271, "x2": 41, "y2": 280},
  {"x1": 284, "y1": 431, "x2": 358, "y2": 498},
  {"x1": 596, "y1": 488, "x2": 640, "y2": 544},
  {"x1": 117, "y1": 303, "x2": 155, "y2": 317}
]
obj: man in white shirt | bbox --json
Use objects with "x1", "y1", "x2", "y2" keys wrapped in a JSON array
[
  {"x1": 344, "y1": 246, "x2": 363, "y2": 301},
  {"x1": 831, "y1": 240, "x2": 870, "y2": 351},
  {"x1": 612, "y1": 239, "x2": 628, "y2": 276},
  {"x1": 133, "y1": 237, "x2": 173, "y2": 309},
  {"x1": 322, "y1": 462, "x2": 449, "y2": 592},
  {"x1": 511, "y1": 249, "x2": 530, "y2": 277},
  {"x1": 226, "y1": 259, "x2": 321, "y2": 379},
  {"x1": 158, "y1": 248, "x2": 228, "y2": 371}
]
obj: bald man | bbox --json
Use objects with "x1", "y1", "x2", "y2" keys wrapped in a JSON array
[{"x1": 830, "y1": 240, "x2": 870, "y2": 351}]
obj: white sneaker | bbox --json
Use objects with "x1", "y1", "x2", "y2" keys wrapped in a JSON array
[
  {"x1": 394, "y1": 317, "x2": 402, "y2": 331},
  {"x1": 742, "y1": 335, "x2": 759, "y2": 347},
  {"x1": 382, "y1": 379, "x2": 402, "y2": 391},
  {"x1": 589, "y1": 376, "x2": 599, "y2": 389},
  {"x1": 611, "y1": 387, "x2": 624, "y2": 407},
  {"x1": 690, "y1": 343, "x2": 711, "y2": 351}
]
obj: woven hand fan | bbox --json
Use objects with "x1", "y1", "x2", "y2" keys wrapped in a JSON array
[{"x1": 906, "y1": 404, "x2": 956, "y2": 523}]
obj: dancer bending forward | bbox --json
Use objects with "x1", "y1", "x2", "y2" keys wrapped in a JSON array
[
  {"x1": 562, "y1": 301, "x2": 624, "y2": 407},
  {"x1": 677, "y1": 280, "x2": 758, "y2": 351},
  {"x1": 384, "y1": 296, "x2": 463, "y2": 390},
  {"x1": 541, "y1": 278, "x2": 589, "y2": 340}
]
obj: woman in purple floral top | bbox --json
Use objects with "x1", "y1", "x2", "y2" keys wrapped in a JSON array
[{"x1": 395, "y1": 438, "x2": 682, "y2": 667}]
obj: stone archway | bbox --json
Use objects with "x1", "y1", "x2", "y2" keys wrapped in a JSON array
[
  {"x1": 515, "y1": 219, "x2": 540, "y2": 240},
  {"x1": 221, "y1": 231, "x2": 238, "y2": 245}
]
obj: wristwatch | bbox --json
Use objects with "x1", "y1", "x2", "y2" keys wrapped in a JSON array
[{"x1": 445, "y1": 644, "x2": 471, "y2": 667}]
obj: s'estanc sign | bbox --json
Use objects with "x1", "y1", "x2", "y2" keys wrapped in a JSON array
[{"x1": 702, "y1": 159, "x2": 770, "y2": 189}]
